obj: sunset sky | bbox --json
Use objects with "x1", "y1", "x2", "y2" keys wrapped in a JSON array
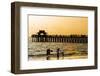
[{"x1": 28, "y1": 15, "x2": 88, "y2": 37}]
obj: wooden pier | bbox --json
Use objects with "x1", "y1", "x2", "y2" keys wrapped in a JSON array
[{"x1": 31, "y1": 30, "x2": 88, "y2": 43}]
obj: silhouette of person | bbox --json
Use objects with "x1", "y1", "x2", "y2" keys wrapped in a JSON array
[
  {"x1": 46, "y1": 49, "x2": 51, "y2": 60},
  {"x1": 57, "y1": 48, "x2": 60, "y2": 60},
  {"x1": 61, "y1": 50, "x2": 64, "y2": 59}
]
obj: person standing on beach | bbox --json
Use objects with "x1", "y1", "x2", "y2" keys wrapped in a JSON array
[
  {"x1": 46, "y1": 49, "x2": 51, "y2": 60},
  {"x1": 61, "y1": 50, "x2": 64, "y2": 59},
  {"x1": 57, "y1": 48, "x2": 60, "y2": 60}
]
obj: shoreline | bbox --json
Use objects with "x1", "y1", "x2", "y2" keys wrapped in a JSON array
[{"x1": 28, "y1": 53, "x2": 88, "y2": 60}]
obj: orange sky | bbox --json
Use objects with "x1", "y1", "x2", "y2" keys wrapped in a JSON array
[{"x1": 28, "y1": 15, "x2": 88, "y2": 37}]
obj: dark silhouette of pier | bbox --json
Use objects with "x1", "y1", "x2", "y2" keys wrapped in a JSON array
[{"x1": 31, "y1": 30, "x2": 88, "y2": 43}]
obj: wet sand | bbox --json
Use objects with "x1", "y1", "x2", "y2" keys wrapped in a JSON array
[{"x1": 28, "y1": 52, "x2": 88, "y2": 60}]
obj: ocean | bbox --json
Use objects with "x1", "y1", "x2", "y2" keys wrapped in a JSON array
[{"x1": 28, "y1": 37, "x2": 88, "y2": 60}]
